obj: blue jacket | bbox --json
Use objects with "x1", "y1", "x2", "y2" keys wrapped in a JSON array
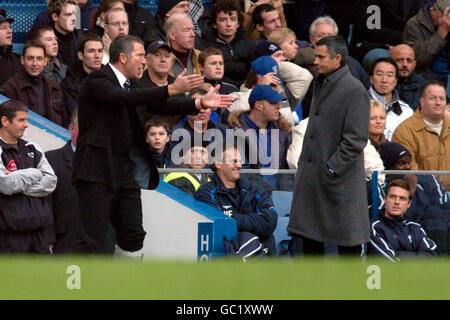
[
  {"x1": 368, "y1": 215, "x2": 437, "y2": 261},
  {"x1": 194, "y1": 174, "x2": 278, "y2": 254}
]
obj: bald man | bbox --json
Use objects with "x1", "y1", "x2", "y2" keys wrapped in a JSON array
[{"x1": 391, "y1": 44, "x2": 426, "y2": 111}]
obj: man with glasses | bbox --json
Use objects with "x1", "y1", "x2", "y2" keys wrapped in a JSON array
[
  {"x1": 368, "y1": 179, "x2": 437, "y2": 261},
  {"x1": 102, "y1": 8, "x2": 129, "y2": 64}
]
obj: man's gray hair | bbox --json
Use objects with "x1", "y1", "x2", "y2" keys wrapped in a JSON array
[
  {"x1": 109, "y1": 35, "x2": 143, "y2": 63},
  {"x1": 316, "y1": 35, "x2": 348, "y2": 66},
  {"x1": 164, "y1": 12, "x2": 192, "y2": 36},
  {"x1": 309, "y1": 15, "x2": 339, "y2": 37}
]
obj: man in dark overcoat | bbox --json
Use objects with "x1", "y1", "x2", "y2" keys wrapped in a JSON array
[{"x1": 288, "y1": 36, "x2": 370, "y2": 256}]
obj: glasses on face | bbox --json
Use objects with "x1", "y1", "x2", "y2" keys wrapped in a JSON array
[
  {"x1": 107, "y1": 21, "x2": 129, "y2": 27},
  {"x1": 314, "y1": 33, "x2": 335, "y2": 38},
  {"x1": 387, "y1": 194, "x2": 409, "y2": 202}
]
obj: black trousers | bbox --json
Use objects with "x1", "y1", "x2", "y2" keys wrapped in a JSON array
[
  {"x1": 290, "y1": 236, "x2": 366, "y2": 257},
  {"x1": 76, "y1": 163, "x2": 146, "y2": 253},
  {"x1": 0, "y1": 228, "x2": 53, "y2": 254}
]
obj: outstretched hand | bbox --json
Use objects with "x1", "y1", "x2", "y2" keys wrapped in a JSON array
[
  {"x1": 168, "y1": 69, "x2": 204, "y2": 96},
  {"x1": 199, "y1": 85, "x2": 234, "y2": 109}
]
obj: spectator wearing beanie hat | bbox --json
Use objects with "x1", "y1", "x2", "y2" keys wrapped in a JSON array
[
  {"x1": 254, "y1": 41, "x2": 285, "y2": 64},
  {"x1": 148, "y1": 0, "x2": 190, "y2": 45},
  {"x1": 121, "y1": 0, "x2": 156, "y2": 48}
]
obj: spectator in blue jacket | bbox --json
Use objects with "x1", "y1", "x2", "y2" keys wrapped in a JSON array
[
  {"x1": 169, "y1": 83, "x2": 230, "y2": 165},
  {"x1": 195, "y1": 143, "x2": 278, "y2": 254},
  {"x1": 368, "y1": 179, "x2": 437, "y2": 261},
  {"x1": 379, "y1": 141, "x2": 449, "y2": 255}
]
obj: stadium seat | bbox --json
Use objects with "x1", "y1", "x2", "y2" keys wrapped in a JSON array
[
  {"x1": 272, "y1": 191, "x2": 293, "y2": 217},
  {"x1": 273, "y1": 216, "x2": 291, "y2": 256},
  {"x1": 12, "y1": 43, "x2": 24, "y2": 55}
]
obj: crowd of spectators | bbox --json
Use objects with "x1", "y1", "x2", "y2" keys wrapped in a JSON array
[{"x1": 0, "y1": 0, "x2": 448, "y2": 259}]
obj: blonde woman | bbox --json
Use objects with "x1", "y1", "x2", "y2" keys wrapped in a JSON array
[
  {"x1": 369, "y1": 99, "x2": 388, "y2": 153},
  {"x1": 268, "y1": 27, "x2": 299, "y2": 61}
]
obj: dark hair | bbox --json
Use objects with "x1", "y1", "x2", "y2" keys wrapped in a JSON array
[
  {"x1": 0, "y1": 100, "x2": 28, "y2": 128},
  {"x1": 210, "y1": 0, "x2": 244, "y2": 27},
  {"x1": 77, "y1": 32, "x2": 103, "y2": 53},
  {"x1": 420, "y1": 79, "x2": 446, "y2": 97},
  {"x1": 109, "y1": 35, "x2": 143, "y2": 63},
  {"x1": 90, "y1": 0, "x2": 123, "y2": 29},
  {"x1": 48, "y1": 0, "x2": 78, "y2": 17},
  {"x1": 22, "y1": 40, "x2": 46, "y2": 57},
  {"x1": 252, "y1": 4, "x2": 276, "y2": 27},
  {"x1": 386, "y1": 179, "x2": 412, "y2": 200},
  {"x1": 198, "y1": 47, "x2": 223, "y2": 66},
  {"x1": 370, "y1": 57, "x2": 398, "y2": 78},
  {"x1": 144, "y1": 118, "x2": 170, "y2": 136},
  {"x1": 27, "y1": 25, "x2": 54, "y2": 42},
  {"x1": 315, "y1": 35, "x2": 348, "y2": 66}
]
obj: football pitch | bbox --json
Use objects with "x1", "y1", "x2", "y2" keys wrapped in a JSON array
[{"x1": 0, "y1": 256, "x2": 448, "y2": 300}]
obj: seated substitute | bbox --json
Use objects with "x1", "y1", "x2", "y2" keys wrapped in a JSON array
[
  {"x1": 194, "y1": 143, "x2": 278, "y2": 254},
  {"x1": 368, "y1": 179, "x2": 437, "y2": 261},
  {"x1": 379, "y1": 141, "x2": 449, "y2": 255},
  {"x1": 0, "y1": 100, "x2": 57, "y2": 253}
]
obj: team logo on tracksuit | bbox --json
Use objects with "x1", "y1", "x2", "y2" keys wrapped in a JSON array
[{"x1": 6, "y1": 160, "x2": 17, "y2": 172}]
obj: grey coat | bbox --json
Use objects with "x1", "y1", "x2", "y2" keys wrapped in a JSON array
[{"x1": 287, "y1": 65, "x2": 370, "y2": 246}]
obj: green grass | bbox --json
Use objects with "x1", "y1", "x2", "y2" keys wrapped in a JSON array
[{"x1": 0, "y1": 256, "x2": 448, "y2": 300}]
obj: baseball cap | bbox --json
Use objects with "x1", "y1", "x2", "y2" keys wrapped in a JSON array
[
  {"x1": 0, "y1": 14, "x2": 14, "y2": 24},
  {"x1": 251, "y1": 56, "x2": 280, "y2": 79},
  {"x1": 435, "y1": 0, "x2": 450, "y2": 12},
  {"x1": 254, "y1": 41, "x2": 282, "y2": 60},
  {"x1": 379, "y1": 142, "x2": 411, "y2": 170},
  {"x1": 248, "y1": 85, "x2": 284, "y2": 104},
  {"x1": 146, "y1": 40, "x2": 172, "y2": 55}
]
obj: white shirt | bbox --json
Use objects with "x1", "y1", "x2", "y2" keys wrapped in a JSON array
[{"x1": 109, "y1": 63, "x2": 128, "y2": 88}]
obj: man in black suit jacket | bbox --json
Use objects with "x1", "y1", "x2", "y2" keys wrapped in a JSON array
[{"x1": 72, "y1": 35, "x2": 232, "y2": 256}]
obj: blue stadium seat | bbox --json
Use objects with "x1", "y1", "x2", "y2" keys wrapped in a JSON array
[
  {"x1": 273, "y1": 216, "x2": 291, "y2": 256},
  {"x1": 272, "y1": 191, "x2": 293, "y2": 217},
  {"x1": 12, "y1": 43, "x2": 24, "y2": 55}
]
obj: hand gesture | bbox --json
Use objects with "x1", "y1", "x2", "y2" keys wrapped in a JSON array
[
  {"x1": 257, "y1": 72, "x2": 281, "y2": 87},
  {"x1": 199, "y1": 85, "x2": 234, "y2": 109},
  {"x1": 169, "y1": 69, "x2": 204, "y2": 96}
]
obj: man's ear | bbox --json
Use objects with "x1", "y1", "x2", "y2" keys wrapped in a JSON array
[
  {"x1": 255, "y1": 23, "x2": 264, "y2": 32},
  {"x1": 51, "y1": 12, "x2": 59, "y2": 24},
  {"x1": 119, "y1": 52, "x2": 127, "y2": 65},
  {"x1": 20, "y1": 55, "x2": 25, "y2": 66},
  {"x1": 77, "y1": 51, "x2": 84, "y2": 62}
]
